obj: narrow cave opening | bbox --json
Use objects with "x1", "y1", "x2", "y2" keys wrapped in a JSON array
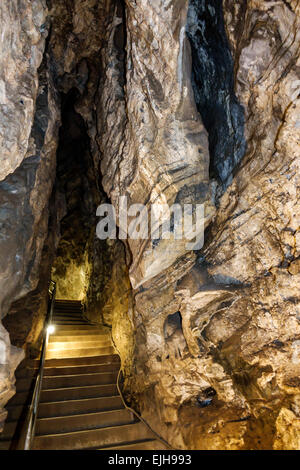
[
  {"x1": 164, "y1": 311, "x2": 183, "y2": 340},
  {"x1": 163, "y1": 311, "x2": 188, "y2": 360},
  {"x1": 186, "y1": 0, "x2": 246, "y2": 187},
  {"x1": 51, "y1": 88, "x2": 99, "y2": 302},
  {"x1": 50, "y1": 85, "x2": 131, "y2": 328}
]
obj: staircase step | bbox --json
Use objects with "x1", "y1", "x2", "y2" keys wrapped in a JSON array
[
  {"x1": 53, "y1": 316, "x2": 86, "y2": 320},
  {"x1": 32, "y1": 421, "x2": 154, "y2": 450},
  {"x1": 54, "y1": 305, "x2": 82, "y2": 310},
  {"x1": 38, "y1": 396, "x2": 123, "y2": 418},
  {"x1": 43, "y1": 363, "x2": 119, "y2": 376},
  {"x1": 42, "y1": 372, "x2": 118, "y2": 389},
  {"x1": 47, "y1": 340, "x2": 111, "y2": 350},
  {"x1": 54, "y1": 311, "x2": 83, "y2": 313},
  {"x1": 53, "y1": 312, "x2": 83, "y2": 317},
  {"x1": 54, "y1": 325, "x2": 106, "y2": 332},
  {"x1": 40, "y1": 384, "x2": 118, "y2": 402},
  {"x1": 45, "y1": 347, "x2": 114, "y2": 359},
  {"x1": 52, "y1": 328, "x2": 108, "y2": 337},
  {"x1": 41, "y1": 355, "x2": 119, "y2": 367},
  {"x1": 53, "y1": 321, "x2": 89, "y2": 325},
  {"x1": 53, "y1": 307, "x2": 82, "y2": 312},
  {"x1": 52, "y1": 315, "x2": 84, "y2": 321},
  {"x1": 101, "y1": 439, "x2": 169, "y2": 450},
  {"x1": 36, "y1": 409, "x2": 135, "y2": 435},
  {"x1": 49, "y1": 334, "x2": 111, "y2": 343},
  {"x1": 54, "y1": 309, "x2": 83, "y2": 313}
]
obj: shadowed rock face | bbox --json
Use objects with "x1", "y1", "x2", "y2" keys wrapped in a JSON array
[
  {"x1": 0, "y1": 0, "x2": 300, "y2": 450},
  {"x1": 186, "y1": 0, "x2": 246, "y2": 187}
]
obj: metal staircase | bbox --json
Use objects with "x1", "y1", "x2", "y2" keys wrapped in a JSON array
[{"x1": 0, "y1": 299, "x2": 167, "y2": 450}]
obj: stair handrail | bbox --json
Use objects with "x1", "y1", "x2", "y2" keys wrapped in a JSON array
[{"x1": 17, "y1": 280, "x2": 56, "y2": 450}]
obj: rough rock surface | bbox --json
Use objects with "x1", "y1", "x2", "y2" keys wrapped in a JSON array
[
  {"x1": 115, "y1": 0, "x2": 300, "y2": 450},
  {"x1": 0, "y1": 324, "x2": 24, "y2": 433},
  {"x1": 0, "y1": 0, "x2": 62, "y2": 428},
  {"x1": 97, "y1": 0, "x2": 216, "y2": 289},
  {"x1": 0, "y1": 0, "x2": 48, "y2": 181}
]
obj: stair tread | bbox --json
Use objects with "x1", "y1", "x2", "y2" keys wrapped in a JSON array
[
  {"x1": 42, "y1": 380, "x2": 117, "y2": 391},
  {"x1": 47, "y1": 341, "x2": 112, "y2": 349},
  {"x1": 44, "y1": 371, "x2": 118, "y2": 378},
  {"x1": 53, "y1": 326, "x2": 108, "y2": 331},
  {"x1": 36, "y1": 409, "x2": 134, "y2": 435},
  {"x1": 42, "y1": 371, "x2": 118, "y2": 390},
  {"x1": 41, "y1": 383, "x2": 118, "y2": 393},
  {"x1": 40, "y1": 384, "x2": 118, "y2": 403},
  {"x1": 98, "y1": 439, "x2": 168, "y2": 450},
  {"x1": 38, "y1": 396, "x2": 122, "y2": 409},
  {"x1": 32, "y1": 421, "x2": 154, "y2": 450},
  {"x1": 46, "y1": 347, "x2": 115, "y2": 359},
  {"x1": 36, "y1": 409, "x2": 129, "y2": 422},
  {"x1": 37, "y1": 396, "x2": 123, "y2": 418},
  {"x1": 42, "y1": 355, "x2": 119, "y2": 367},
  {"x1": 39, "y1": 395, "x2": 121, "y2": 405},
  {"x1": 49, "y1": 335, "x2": 109, "y2": 341},
  {"x1": 43, "y1": 364, "x2": 119, "y2": 376},
  {"x1": 33, "y1": 421, "x2": 151, "y2": 437}
]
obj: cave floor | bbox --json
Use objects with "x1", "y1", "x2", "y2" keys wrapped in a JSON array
[{"x1": 0, "y1": 301, "x2": 167, "y2": 450}]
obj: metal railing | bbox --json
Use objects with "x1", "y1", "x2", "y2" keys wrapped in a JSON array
[{"x1": 16, "y1": 280, "x2": 56, "y2": 450}]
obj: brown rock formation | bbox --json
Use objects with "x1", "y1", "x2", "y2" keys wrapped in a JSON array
[{"x1": 118, "y1": 0, "x2": 300, "y2": 450}]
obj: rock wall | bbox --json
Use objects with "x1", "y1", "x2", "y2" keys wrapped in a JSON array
[
  {"x1": 109, "y1": 0, "x2": 300, "y2": 450},
  {"x1": 98, "y1": 0, "x2": 216, "y2": 289},
  {"x1": 0, "y1": 0, "x2": 48, "y2": 181},
  {"x1": 0, "y1": 0, "x2": 61, "y2": 432}
]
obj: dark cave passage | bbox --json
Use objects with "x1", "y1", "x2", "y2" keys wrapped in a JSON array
[
  {"x1": 51, "y1": 86, "x2": 130, "y2": 329},
  {"x1": 51, "y1": 88, "x2": 99, "y2": 301},
  {"x1": 186, "y1": 0, "x2": 246, "y2": 186}
]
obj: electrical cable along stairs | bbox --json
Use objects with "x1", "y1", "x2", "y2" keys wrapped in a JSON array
[{"x1": 0, "y1": 300, "x2": 167, "y2": 450}]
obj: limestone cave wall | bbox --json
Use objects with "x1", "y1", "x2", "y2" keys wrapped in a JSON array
[{"x1": 0, "y1": 0, "x2": 299, "y2": 450}]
